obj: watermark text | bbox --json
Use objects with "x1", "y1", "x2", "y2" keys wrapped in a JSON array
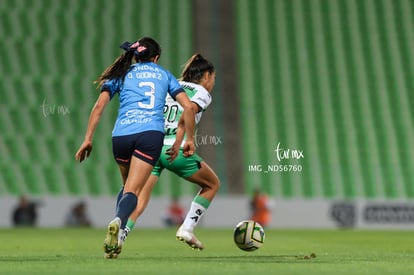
[{"x1": 40, "y1": 98, "x2": 70, "y2": 117}]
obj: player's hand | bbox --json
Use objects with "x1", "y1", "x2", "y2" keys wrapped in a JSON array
[
  {"x1": 182, "y1": 140, "x2": 195, "y2": 157},
  {"x1": 75, "y1": 140, "x2": 93, "y2": 162},
  {"x1": 166, "y1": 142, "x2": 180, "y2": 162}
]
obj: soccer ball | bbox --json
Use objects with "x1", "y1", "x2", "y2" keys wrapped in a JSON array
[{"x1": 233, "y1": 220, "x2": 265, "y2": 251}]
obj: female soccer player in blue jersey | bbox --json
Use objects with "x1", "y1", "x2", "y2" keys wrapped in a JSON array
[
  {"x1": 75, "y1": 37, "x2": 195, "y2": 259},
  {"x1": 120, "y1": 54, "x2": 220, "y2": 252}
]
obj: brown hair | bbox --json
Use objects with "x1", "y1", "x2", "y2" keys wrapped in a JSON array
[{"x1": 180, "y1": 53, "x2": 215, "y2": 83}]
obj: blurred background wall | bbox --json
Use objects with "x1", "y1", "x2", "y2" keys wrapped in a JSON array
[{"x1": 1, "y1": 0, "x2": 414, "y2": 228}]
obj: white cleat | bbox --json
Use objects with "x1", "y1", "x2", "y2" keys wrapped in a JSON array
[
  {"x1": 117, "y1": 229, "x2": 126, "y2": 251},
  {"x1": 176, "y1": 226, "x2": 204, "y2": 250}
]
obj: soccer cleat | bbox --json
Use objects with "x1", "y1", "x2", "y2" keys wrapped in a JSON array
[
  {"x1": 103, "y1": 218, "x2": 121, "y2": 257},
  {"x1": 116, "y1": 229, "x2": 126, "y2": 252},
  {"x1": 104, "y1": 252, "x2": 118, "y2": 259},
  {"x1": 104, "y1": 228, "x2": 128, "y2": 259},
  {"x1": 176, "y1": 226, "x2": 204, "y2": 250}
]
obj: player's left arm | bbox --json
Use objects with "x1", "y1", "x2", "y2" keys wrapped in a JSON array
[
  {"x1": 173, "y1": 92, "x2": 196, "y2": 157},
  {"x1": 167, "y1": 101, "x2": 199, "y2": 161}
]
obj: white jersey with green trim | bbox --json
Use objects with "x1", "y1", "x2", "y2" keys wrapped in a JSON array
[{"x1": 163, "y1": 81, "x2": 212, "y2": 146}]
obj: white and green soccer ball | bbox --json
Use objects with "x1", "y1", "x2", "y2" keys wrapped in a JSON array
[{"x1": 233, "y1": 220, "x2": 265, "y2": 251}]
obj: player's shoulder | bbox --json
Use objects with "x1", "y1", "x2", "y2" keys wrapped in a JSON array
[
  {"x1": 179, "y1": 81, "x2": 209, "y2": 96},
  {"x1": 132, "y1": 62, "x2": 171, "y2": 76},
  {"x1": 179, "y1": 81, "x2": 202, "y2": 90},
  {"x1": 151, "y1": 63, "x2": 173, "y2": 76}
]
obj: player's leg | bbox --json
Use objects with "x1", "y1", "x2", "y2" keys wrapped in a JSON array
[
  {"x1": 113, "y1": 131, "x2": 163, "y2": 229},
  {"x1": 186, "y1": 161, "x2": 220, "y2": 202},
  {"x1": 115, "y1": 164, "x2": 129, "y2": 212},
  {"x1": 124, "y1": 148, "x2": 165, "y2": 236},
  {"x1": 118, "y1": 163, "x2": 129, "y2": 184},
  {"x1": 104, "y1": 163, "x2": 130, "y2": 259},
  {"x1": 176, "y1": 161, "x2": 220, "y2": 250},
  {"x1": 124, "y1": 174, "x2": 159, "y2": 237},
  {"x1": 104, "y1": 131, "x2": 163, "y2": 258},
  {"x1": 104, "y1": 157, "x2": 153, "y2": 258},
  {"x1": 104, "y1": 135, "x2": 133, "y2": 258}
]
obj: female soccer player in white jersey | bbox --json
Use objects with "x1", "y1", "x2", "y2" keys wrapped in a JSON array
[
  {"x1": 75, "y1": 37, "x2": 195, "y2": 259},
  {"x1": 120, "y1": 53, "x2": 220, "y2": 252}
]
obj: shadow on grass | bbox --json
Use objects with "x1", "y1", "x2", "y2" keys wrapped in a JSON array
[
  {"x1": 0, "y1": 255, "x2": 64, "y2": 262},
  {"x1": 121, "y1": 254, "x2": 318, "y2": 263},
  {"x1": 0, "y1": 253, "x2": 319, "y2": 264}
]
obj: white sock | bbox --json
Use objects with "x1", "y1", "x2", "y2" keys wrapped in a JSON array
[{"x1": 182, "y1": 202, "x2": 206, "y2": 232}]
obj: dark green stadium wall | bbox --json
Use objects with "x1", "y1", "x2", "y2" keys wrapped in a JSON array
[
  {"x1": 237, "y1": 0, "x2": 414, "y2": 199},
  {"x1": 0, "y1": 0, "x2": 195, "y2": 196},
  {"x1": 2, "y1": 0, "x2": 414, "y2": 200}
]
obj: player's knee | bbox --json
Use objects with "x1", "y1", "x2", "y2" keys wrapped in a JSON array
[
  {"x1": 197, "y1": 176, "x2": 219, "y2": 193},
  {"x1": 210, "y1": 175, "x2": 220, "y2": 192}
]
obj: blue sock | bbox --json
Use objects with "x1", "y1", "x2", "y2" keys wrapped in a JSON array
[
  {"x1": 116, "y1": 186, "x2": 124, "y2": 213},
  {"x1": 116, "y1": 192, "x2": 137, "y2": 228}
]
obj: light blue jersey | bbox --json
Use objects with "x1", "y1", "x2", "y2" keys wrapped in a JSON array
[{"x1": 101, "y1": 62, "x2": 184, "y2": 137}]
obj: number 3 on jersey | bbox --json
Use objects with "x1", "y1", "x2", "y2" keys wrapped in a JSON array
[{"x1": 138, "y1": 82, "x2": 155, "y2": 109}]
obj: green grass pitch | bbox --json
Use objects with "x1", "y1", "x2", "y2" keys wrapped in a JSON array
[{"x1": 0, "y1": 228, "x2": 413, "y2": 275}]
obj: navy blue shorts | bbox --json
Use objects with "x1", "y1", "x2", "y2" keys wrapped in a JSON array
[{"x1": 112, "y1": 131, "x2": 164, "y2": 166}]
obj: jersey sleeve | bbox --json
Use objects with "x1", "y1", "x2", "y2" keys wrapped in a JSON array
[
  {"x1": 191, "y1": 88, "x2": 212, "y2": 111},
  {"x1": 100, "y1": 79, "x2": 121, "y2": 99},
  {"x1": 166, "y1": 71, "x2": 185, "y2": 100}
]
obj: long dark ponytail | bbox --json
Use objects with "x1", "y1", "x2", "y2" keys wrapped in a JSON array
[{"x1": 95, "y1": 37, "x2": 162, "y2": 89}]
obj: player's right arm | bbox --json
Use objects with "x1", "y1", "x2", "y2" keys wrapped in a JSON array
[{"x1": 75, "y1": 91, "x2": 111, "y2": 162}]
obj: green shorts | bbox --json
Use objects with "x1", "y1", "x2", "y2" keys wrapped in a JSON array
[{"x1": 152, "y1": 146, "x2": 203, "y2": 178}]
